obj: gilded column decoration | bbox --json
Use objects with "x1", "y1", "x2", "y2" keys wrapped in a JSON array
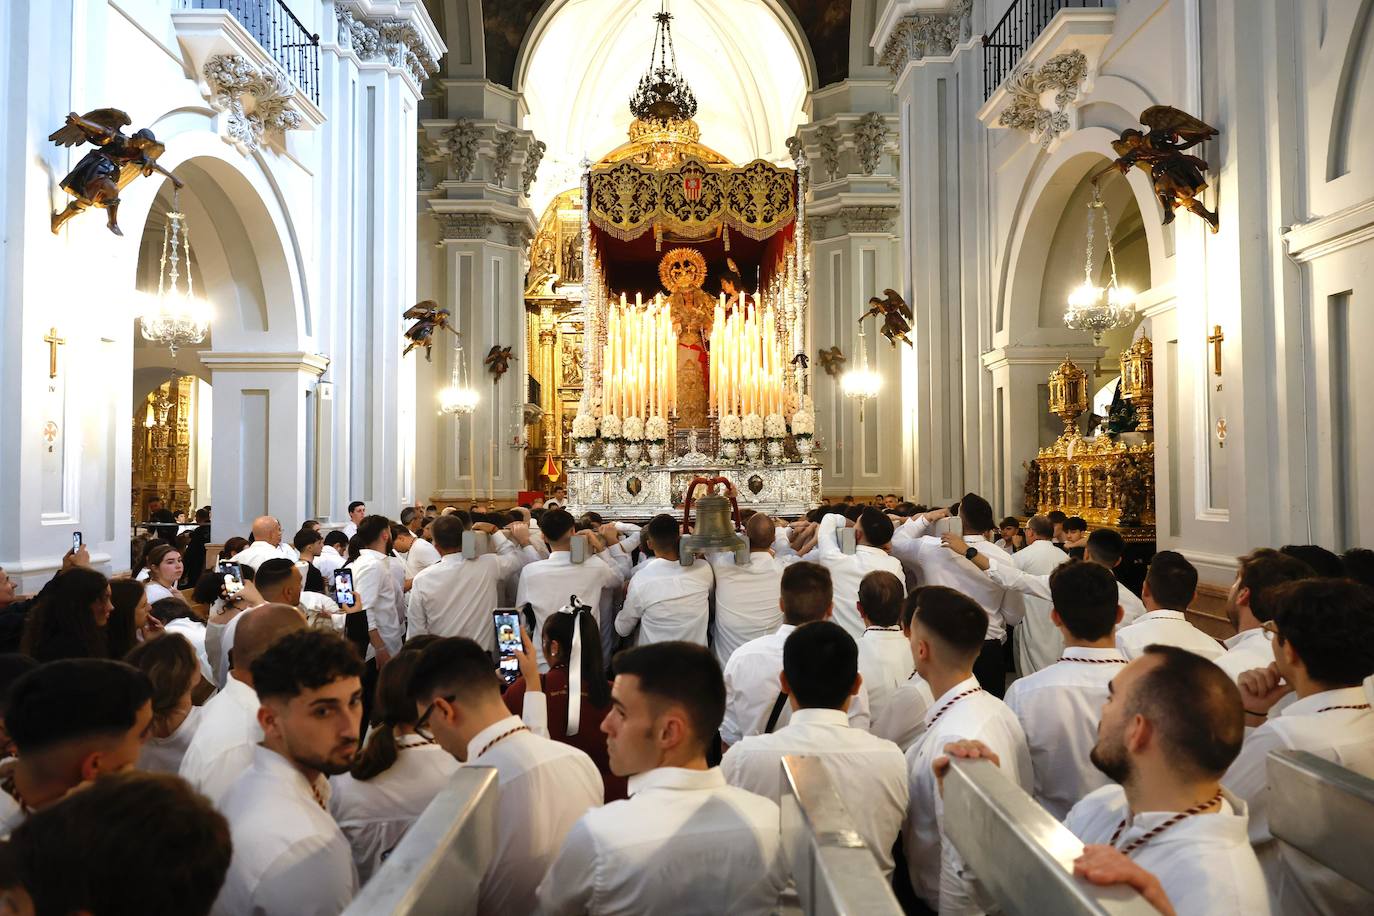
[
  {"x1": 493, "y1": 129, "x2": 517, "y2": 186},
  {"x1": 815, "y1": 124, "x2": 840, "y2": 182},
  {"x1": 879, "y1": 0, "x2": 974, "y2": 76},
  {"x1": 445, "y1": 119, "x2": 481, "y2": 181},
  {"x1": 854, "y1": 112, "x2": 889, "y2": 176},
  {"x1": 998, "y1": 50, "x2": 1090, "y2": 147},
  {"x1": 522, "y1": 140, "x2": 547, "y2": 196},
  {"x1": 203, "y1": 55, "x2": 302, "y2": 154}
]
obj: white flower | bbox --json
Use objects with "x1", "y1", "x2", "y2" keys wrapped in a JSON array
[
  {"x1": 622, "y1": 416, "x2": 644, "y2": 441},
  {"x1": 764, "y1": 413, "x2": 787, "y2": 439},
  {"x1": 599, "y1": 414, "x2": 621, "y2": 438},
  {"x1": 741, "y1": 413, "x2": 764, "y2": 439},
  {"x1": 645, "y1": 416, "x2": 668, "y2": 440},
  {"x1": 718, "y1": 414, "x2": 742, "y2": 440},
  {"x1": 572, "y1": 414, "x2": 597, "y2": 439},
  {"x1": 790, "y1": 410, "x2": 814, "y2": 437}
]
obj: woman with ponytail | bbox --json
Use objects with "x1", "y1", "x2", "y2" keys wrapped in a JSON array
[{"x1": 329, "y1": 644, "x2": 458, "y2": 882}]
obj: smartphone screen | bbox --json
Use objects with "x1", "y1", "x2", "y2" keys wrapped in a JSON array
[
  {"x1": 72, "y1": 531, "x2": 83, "y2": 553},
  {"x1": 218, "y1": 562, "x2": 243, "y2": 597},
  {"x1": 334, "y1": 570, "x2": 355, "y2": 607},
  {"x1": 493, "y1": 609, "x2": 522, "y2": 685}
]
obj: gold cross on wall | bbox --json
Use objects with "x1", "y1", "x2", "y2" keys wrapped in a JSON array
[
  {"x1": 1206, "y1": 324, "x2": 1224, "y2": 377},
  {"x1": 43, "y1": 327, "x2": 65, "y2": 379}
]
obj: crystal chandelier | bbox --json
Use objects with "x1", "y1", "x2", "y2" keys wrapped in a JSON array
[
  {"x1": 1065, "y1": 182, "x2": 1136, "y2": 344},
  {"x1": 628, "y1": 1, "x2": 698, "y2": 125},
  {"x1": 438, "y1": 333, "x2": 479, "y2": 416},
  {"x1": 841, "y1": 324, "x2": 882, "y2": 422},
  {"x1": 140, "y1": 188, "x2": 211, "y2": 356}
]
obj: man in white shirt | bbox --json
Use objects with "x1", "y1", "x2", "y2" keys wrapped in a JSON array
[
  {"x1": 392, "y1": 523, "x2": 441, "y2": 579},
  {"x1": 1214, "y1": 548, "x2": 1313, "y2": 681},
  {"x1": 538, "y1": 641, "x2": 787, "y2": 914},
  {"x1": 1008, "y1": 515, "x2": 1071, "y2": 675},
  {"x1": 856, "y1": 569, "x2": 913, "y2": 730},
  {"x1": 1004, "y1": 560, "x2": 1125, "y2": 819},
  {"x1": 314, "y1": 531, "x2": 348, "y2": 590},
  {"x1": 901, "y1": 584, "x2": 1032, "y2": 913},
  {"x1": 409, "y1": 637, "x2": 602, "y2": 915},
  {"x1": 709, "y1": 512, "x2": 783, "y2": 668},
  {"x1": 721, "y1": 562, "x2": 871, "y2": 746},
  {"x1": 814, "y1": 507, "x2": 904, "y2": 641},
  {"x1": 722, "y1": 621, "x2": 908, "y2": 878},
  {"x1": 408, "y1": 515, "x2": 538, "y2": 648},
  {"x1": 892, "y1": 494, "x2": 1021, "y2": 697},
  {"x1": 350, "y1": 516, "x2": 404, "y2": 667},
  {"x1": 341, "y1": 501, "x2": 365, "y2": 539},
  {"x1": 1113, "y1": 551, "x2": 1223, "y2": 661},
  {"x1": 516, "y1": 509, "x2": 625, "y2": 669},
  {"x1": 1064, "y1": 645, "x2": 1269, "y2": 916},
  {"x1": 181, "y1": 604, "x2": 305, "y2": 805},
  {"x1": 616, "y1": 514, "x2": 714, "y2": 647},
  {"x1": 256, "y1": 558, "x2": 341, "y2": 634},
  {"x1": 1223, "y1": 578, "x2": 1374, "y2": 915},
  {"x1": 215, "y1": 630, "x2": 364, "y2": 916},
  {"x1": 233, "y1": 516, "x2": 300, "y2": 571}
]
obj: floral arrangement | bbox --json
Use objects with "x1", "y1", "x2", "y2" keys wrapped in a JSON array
[
  {"x1": 572, "y1": 414, "x2": 598, "y2": 440},
  {"x1": 741, "y1": 413, "x2": 764, "y2": 440},
  {"x1": 719, "y1": 414, "x2": 742, "y2": 440},
  {"x1": 790, "y1": 409, "x2": 815, "y2": 438},
  {"x1": 599, "y1": 414, "x2": 621, "y2": 439},
  {"x1": 622, "y1": 416, "x2": 644, "y2": 441},
  {"x1": 645, "y1": 415, "x2": 668, "y2": 441},
  {"x1": 764, "y1": 413, "x2": 787, "y2": 439}
]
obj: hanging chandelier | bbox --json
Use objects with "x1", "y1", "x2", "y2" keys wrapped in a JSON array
[
  {"x1": 628, "y1": 1, "x2": 698, "y2": 125},
  {"x1": 841, "y1": 324, "x2": 881, "y2": 422},
  {"x1": 438, "y1": 333, "x2": 479, "y2": 416},
  {"x1": 1065, "y1": 182, "x2": 1136, "y2": 345},
  {"x1": 139, "y1": 188, "x2": 211, "y2": 356}
]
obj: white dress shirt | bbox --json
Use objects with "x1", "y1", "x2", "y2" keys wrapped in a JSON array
[
  {"x1": 859, "y1": 626, "x2": 915, "y2": 728},
  {"x1": 401, "y1": 536, "x2": 442, "y2": 578},
  {"x1": 352, "y1": 548, "x2": 405, "y2": 658},
  {"x1": 214, "y1": 745, "x2": 357, "y2": 916},
  {"x1": 314, "y1": 545, "x2": 345, "y2": 588},
  {"x1": 465, "y1": 715, "x2": 603, "y2": 916},
  {"x1": 1004, "y1": 645, "x2": 1124, "y2": 819},
  {"x1": 407, "y1": 537, "x2": 539, "y2": 648},
  {"x1": 536, "y1": 766, "x2": 786, "y2": 916},
  {"x1": 720, "y1": 624, "x2": 871, "y2": 745},
  {"x1": 516, "y1": 550, "x2": 624, "y2": 669},
  {"x1": 163, "y1": 618, "x2": 216, "y2": 687},
  {"x1": 1007, "y1": 539, "x2": 1071, "y2": 674},
  {"x1": 138, "y1": 705, "x2": 204, "y2": 775},
  {"x1": 615, "y1": 557, "x2": 714, "y2": 647},
  {"x1": 1114, "y1": 609, "x2": 1224, "y2": 661},
  {"x1": 903, "y1": 677, "x2": 1032, "y2": 913},
  {"x1": 814, "y1": 513, "x2": 905, "y2": 641},
  {"x1": 1213, "y1": 627, "x2": 1275, "y2": 681},
  {"x1": 342, "y1": 521, "x2": 358, "y2": 539},
  {"x1": 1065, "y1": 785, "x2": 1271, "y2": 916},
  {"x1": 233, "y1": 539, "x2": 299, "y2": 572},
  {"x1": 330, "y1": 737, "x2": 460, "y2": 883},
  {"x1": 1222, "y1": 686, "x2": 1374, "y2": 916},
  {"x1": 179, "y1": 675, "x2": 263, "y2": 806},
  {"x1": 144, "y1": 581, "x2": 178, "y2": 604},
  {"x1": 985, "y1": 559, "x2": 1146, "y2": 629},
  {"x1": 722, "y1": 707, "x2": 909, "y2": 877},
  {"x1": 871, "y1": 673, "x2": 935, "y2": 751},
  {"x1": 891, "y1": 517, "x2": 1021, "y2": 642},
  {"x1": 708, "y1": 551, "x2": 783, "y2": 668}
]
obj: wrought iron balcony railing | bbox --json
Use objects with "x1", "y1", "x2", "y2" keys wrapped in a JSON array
[
  {"x1": 185, "y1": 0, "x2": 320, "y2": 103},
  {"x1": 982, "y1": 0, "x2": 1106, "y2": 101}
]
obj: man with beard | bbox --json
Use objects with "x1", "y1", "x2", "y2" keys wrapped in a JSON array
[
  {"x1": 1213, "y1": 548, "x2": 1313, "y2": 681},
  {"x1": 214, "y1": 630, "x2": 365, "y2": 916}
]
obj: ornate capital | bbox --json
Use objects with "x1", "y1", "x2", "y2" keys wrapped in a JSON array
[
  {"x1": 879, "y1": 0, "x2": 973, "y2": 77},
  {"x1": 854, "y1": 112, "x2": 890, "y2": 176},
  {"x1": 785, "y1": 134, "x2": 809, "y2": 184},
  {"x1": 203, "y1": 54, "x2": 302, "y2": 154},
  {"x1": 502, "y1": 220, "x2": 534, "y2": 248},
  {"x1": 837, "y1": 206, "x2": 899, "y2": 234},
  {"x1": 522, "y1": 140, "x2": 547, "y2": 196},
  {"x1": 815, "y1": 124, "x2": 841, "y2": 182},
  {"x1": 336, "y1": 6, "x2": 440, "y2": 86},
  {"x1": 436, "y1": 213, "x2": 494, "y2": 240},
  {"x1": 997, "y1": 50, "x2": 1089, "y2": 147},
  {"x1": 445, "y1": 119, "x2": 481, "y2": 181},
  {"x1": 492, "y1": 129, "x2": 517, "y2": 186}
]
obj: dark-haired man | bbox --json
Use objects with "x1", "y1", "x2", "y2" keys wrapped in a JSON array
[
  {"x1": 392, "y1": 522, "x2": 441, "y2": 579},
  {"x1": 616, "y1": 514, "x2": 714, "y2": 647},
  {"x1": 315, "y1": 530, "x2": 349, "y2": 588},
  {"x1": 410, "y1": 637, "x2": 601, "y2": 915},
  {"x1": 1223, "y1": 578, "x2": 1374, "y2": 915},
  {"x1": 342, "y1": 501, "x2": 365, "y2": 539},
  {"x1": 1214, "y1": 548, "x2": 1313, "y2": 681},
  {"x1": 1113, "y1": 551, "x2": 1221, "y2": 661},
  {"x1": 0, "y1": 659, "x2": 153, "y2": 837},
  {"x1": 539, "y1": 641, "x2": 786, "y2": 914},
  {"x1": 1065, "y1": 645, "x2": 1267, "y2": 916},
  {"x1": 351, "y1": 515, "x2": 404, "y2": 668},
  {"x1": 709, "y1": 512, "x2": 783, "y2": 668},
  {"x1": 292, "y1": 527, "x2": 327, "y2": 594},
  {"x1": 815, "y1": 506, "x2": 904, "y2": 641},
  {"x1": 856, "y1": 570, "x2": 912, "y2": 729},
  {"x1": 722, "y1": 622, "x2": 908, "y2": 878},
  {"x1": 1004, "y1": 560, "x2": 1125, "y2": 818},
  {"x1": 1279, "y1": 544, "x2": 1344, "y2": 578},
  {"x1": 216, "y1": 630, "x2": 364, "y2": 916},
  {"x1": 517, "y1": 508, "x2": 624, "y2": 669}
]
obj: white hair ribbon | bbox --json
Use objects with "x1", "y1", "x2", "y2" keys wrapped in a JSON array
[{"x1": 557, "y1": 595, "x2": 592, "y2": 736}]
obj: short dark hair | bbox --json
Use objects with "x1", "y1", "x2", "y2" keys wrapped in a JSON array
[
  {"x1": 1026, "y1": 515, "x2": 1054, "y2": 539},
  {"x1": 292, "y1": 527, "x2": 322, "y2": 552},
  {"x1": 6, "y1": 660, "x2": 152, "y2": 755},
  {"x1": 1049, "y1": 560, "x2": 1120, "y2": 641},
  {"x1": 1271, "y1": 579, "x2": 1374, "y2": 687},
  {"x1": 323, "y1": 530, "x2": 349, "y2": 550},
  {"x1": 254, "y1": 558, "x2": 299, "y2": 594},
  {"x1": 958, "y1": 493, "x2": 995, "y2": 533},
  {"x1": 906, "y1": 585, "x2": 986, "y2": 657},
  {"x1": 357, "y1": 514, "x2": 392, "y2": 547},
  {"x1": 150, "y1": 596, "x2": 194, "y2": 623},
  {"x1": 221, "y1": 536, "x2": 249, "y2": 559},
  {"x1": 1047, "y1": 511, "x2": 1067, "y2": 525},
  {"x1": 613, "y1": 641, "x2": 724, "y2": 750},
  {"x1": 430, "y1": 515, "x2": 465, "y2": 550},
  {"x1": 1343, "y1": 548, "x2": 1374, "y2": 589},
  {"x1": 998, "y1": 517, "x2": 1020, "y2": 530},
  {"x1": 1279, "y1": 544, "x2": 1345, "y2": 578},
  {"x1": 347, "y1": 501, "x2": 366, "y2": 514},
  {"x1": 780, "y1": 562, "x2": 832, "y2": 625},
  {"x1": 784, "y1": 621, "x2": 858, "y2": 710},
  {"x1": 1132, "y1": 646, "x2": 1243, "y2": 777},
  {"x1": 539, "y1": 508, "x2": 575, "y2": 543},
  {"x1": 645, "y1": 513, "x2": 681, "y2": 553},
  {"x1": 400, "y1": 506, "x2": 420, "y2": 526},
  {"x1": 408, "y1": 637, "x2": 502, "y2": 704},
  {"x1": 857, "y1": 508, "x2": 894, "y2": 547},
  {"x1": 858, "y1": 570, "x2": 904, "y2": 627},
  {"x1": 250, "y1": 630, "x2": 363, "y2": 702},
  {"x1": 1063, "y1": 516, "x2": 1089, "y2": 533},
  {"x1": 1144, "y1": 551, "x2": 1198, "y2": 610},
  {"x1": 1085, "y1": 528, "x2": 1126, "y2": 567},
  {"x1": 11, "y1": 771, "x2": 231, "y2": 916},
  {"x1": 390, "y1": 523, "x2": 413, "y2": 543},
  {"x1": 1237, "y1": 548, "x2": 1315, "y2": 622}
]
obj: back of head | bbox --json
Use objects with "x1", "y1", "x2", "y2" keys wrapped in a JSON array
[
  {"x1": 0, "y1": 655, "x2": 38, "y2": 719},
  {"x1": 231, "y1": 603, "x2": 306, "y2": 673},
  {"x1": 858, "y1": 570, "x2": 903, "y2": 627},
  {"x1": 613, "y1": 641, "x2": 724, "y2": 752},
  {"x1": 905, "y1": 585, "x2": 987, "y2": 661},
  {"x1": 430, "y1": 514, "x2": 466, "y2": 551},
  {"x1": 1048, "y1": 560, "x2": 1120, "y2": 641},
  {"x1": 1271, "y1": 578, "x2": 1374, "y2": 687},
  {"x1": 1236, "y1": 548, "x2": 1315, "y2": 622},
  {"x1": 221, "y1": 536, "x2": 248, "y2": 559},
  {"x1": 6, "y1": 660, "x2": 152, "y2": 756},
  {"x1": 150, "y1": 596, "x2": 194, "y2": 623},
  {"x1": 24, "y1": 567, "x2": 111, "y2": 660},
  {"x1": 857, "y1": 507, "x2": 895, "y2": 548},
  {"x1": 780, "y1": 561, "x2": 832, "y2": 625},
  {"x1": 783, "y1": 621, "x2": 857, "y2": 710},
  {"x1": 1342, "y1": 548, "x2": 1374, "y2": 589},
  {"x1": 292, "y1": 527, "x2": 322, "y2": 553},
  {"x1": 250, "y1": 630, "x2": 363, "y2": 702},
  {"x1": 1064, "y1": 516, "x2": 1088, "y2": 534},
  {"x1": 1085, "y1": 528, "x2": 1126, "y2": 567},
  {"x1": 254, "y1": 557, "x2": 299, "y2": 598},
  {"x1": 544, "y1": 608, "x2": 611, "y2": 707},
  {"x1": 11, "y1": 770, "x2": 231, "y2": 916},
  {"x1": 645, "y1": 513, "x2": 681, "y2": 554},
  {"x1": 357, "y1": 514, "x2": 392, "y2": 548},
  {"x1": 400, "y1": 506, "x2": 420, "y2": 526},
  {"x1": 1131, "y1": 646, "x2": 1243, "y2": 778},
  {"x1": 1047, "y1": 510, "x2": 1067, "y2": 527},
  {"x1": 1026, "y1": 514, "x2": 1054, "y2": 540},
  {"x1": 249, "y1": 516, "x2": 278, "y2": 541},
  {"x1": 109, "y1": 578, "x2": 145, "y2": 619},
  {"x1": 745, "y1": 513, "x2": 775, "y2": 550},
  {"x1": 408, "y1": 637, "x2": 502, "y2": 706},
  {"x1": 958, "y1": 492, "x2": 995, "y2": 534},
  {"x1": 124, "y1": 633, "x2": 199, "y2": 721},
  {"x1": 998, "y1": 516, "x2": 1019, "y2": 531},
  {"x1": 351, "y1": 649, "x2": 428, "y2": 781},
  {"x1": 1144, "y1": 550, "x2": 1198, "y2": 610},
  {"x1": 539, "y1": 508, "x2": 575, "y2": 544},
  {"x1": 1279, "y1": 544, "x2": 1345, "y2": 578},
  {"x1": 323, "y1": 530, "x2": 349, "y2": 551}
]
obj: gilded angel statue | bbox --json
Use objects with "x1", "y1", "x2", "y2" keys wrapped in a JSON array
[
  {"x1": 49, "y1": 108, "x2": 182, "y2": 236},
  {"x1": 1098, "y1": 106, "x2": 1220, "y2": 233},
  {"x1": 402, "y1": 301, "x2": 456, "y2": 361},
  {"x1": 860, "y1": 289, "x2": 914, "y2": 348}
]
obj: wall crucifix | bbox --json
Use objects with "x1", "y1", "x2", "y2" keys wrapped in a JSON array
[
  {"x1": 43, "y1": 327, "x2": 65, "y2": 379},
  {"x1": 1207, "y1": 324, "x2": 1224, "y2": 377}
]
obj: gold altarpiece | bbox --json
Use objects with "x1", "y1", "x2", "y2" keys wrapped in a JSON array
[{"x1": 132, "y1": 375, "x2": 195, "y2": 521}]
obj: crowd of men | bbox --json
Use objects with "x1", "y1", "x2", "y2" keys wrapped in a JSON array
[{"x1": 0, "y1": 488, "x2": 1369, "y2": 915}]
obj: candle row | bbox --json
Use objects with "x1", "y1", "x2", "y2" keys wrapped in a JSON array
[
  {"x1": 602, "y1": 293, "x2": 676, "y2": 419},
  {"x1": 709, "y1": 298, "x2": 786, "y2": 418}
]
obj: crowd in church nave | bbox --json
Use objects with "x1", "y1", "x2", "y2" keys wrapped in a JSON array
[{"x1": 0, "y1": 492, "x2": 1371, "y2": 915}]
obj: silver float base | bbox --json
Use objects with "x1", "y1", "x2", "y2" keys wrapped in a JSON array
[{"x1": 566, "y1": 463, "x2": 823, "y2": 521}]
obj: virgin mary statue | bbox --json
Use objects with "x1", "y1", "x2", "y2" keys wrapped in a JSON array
[{"x1": 659, "y1": 248, "x2": 716, "y2": 428}]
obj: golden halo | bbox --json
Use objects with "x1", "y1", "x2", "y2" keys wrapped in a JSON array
[{"x1": 658, "y1": 247, "x2": 707, "y2": 293}]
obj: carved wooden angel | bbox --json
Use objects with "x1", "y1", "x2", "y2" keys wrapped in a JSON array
[
  {"x1": 402, "y1": 301, "x2": 455, "y2": 361},
  {"x1": 484, "y1": 345, "x2": 514, "y2": 380},
  {"x1": 49, "y1": 109, "x2": 182, "y2": 236},
  {"x1": 1102, "y1": 106, "x2": 1220, "y2": 232},
  {"x1": 860, "y1": 289, "x2": 914, "y2": 348},
  {"x1": 817, "y1": 346, "x2": 847, "y2": 378}
]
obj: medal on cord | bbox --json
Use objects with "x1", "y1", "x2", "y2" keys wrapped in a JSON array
[{"x1": 557, "y1": 594, "x2": 593, "y2": 736}]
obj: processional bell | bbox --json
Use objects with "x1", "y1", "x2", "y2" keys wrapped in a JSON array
[{"x1": 679, "y1": 476, "x2": 749, "y2": 566}]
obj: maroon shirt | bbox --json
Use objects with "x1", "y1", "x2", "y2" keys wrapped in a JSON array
[{"x1": 504, "y1": 667, "x2": 627, "y2": 801}]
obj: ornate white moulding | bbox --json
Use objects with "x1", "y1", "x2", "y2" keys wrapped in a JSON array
[
  {"x1": 976, "y1": 7, "x2": 1117, "y2": 152},
  {"x1": 172, "y1": 8, "x2": 326, "y2": 155},
  {"x1": 332, "y1": 0, "x2": 445, "y2": 97}
]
